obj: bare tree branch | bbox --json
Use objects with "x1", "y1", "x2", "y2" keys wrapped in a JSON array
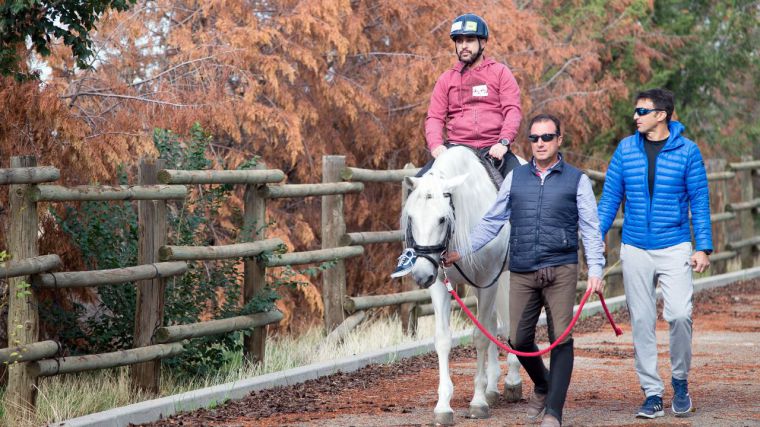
[
  {"x1": 530, "y1": 56, "x2": 582, "y2": 93},
  {"x1": 60, "y1": 92, "x2": 208, "y2": 108},
  {"x1": 129, "y1": 54, "x2": 232, "y2": 87}
]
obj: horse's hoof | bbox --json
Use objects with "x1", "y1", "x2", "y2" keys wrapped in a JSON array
[
  {"x1": 486, "y1": 390, "x2": 500, "y2": 407},
  {"x1": 434, "y1": 411, "x2": 455, "y2": 425},
  {"x1": 503, "y1": 382, "x2": 522, "y2": 402},
  {"x1": 467, "y1": 404, "x2": 490, "y2": 419}
]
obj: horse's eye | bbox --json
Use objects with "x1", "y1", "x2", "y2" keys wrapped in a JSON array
[{"x1": 439, "y1": 217, "x2": 446, "y2": 224}]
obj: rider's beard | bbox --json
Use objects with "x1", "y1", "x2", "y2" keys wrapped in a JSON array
[{"x1": 457, "y1": 46, "x2": 482, "y2": 65}]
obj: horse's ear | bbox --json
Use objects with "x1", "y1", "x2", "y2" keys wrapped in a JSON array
[
  {"x1": 444, "y1": 173, "x2": 469, "y2": 191},
  {"x1": 405, "y1": 176, "x2": 420, "y2": 190}
]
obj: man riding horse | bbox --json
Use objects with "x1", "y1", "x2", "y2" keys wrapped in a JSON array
[{"x1": 391, "y1": 13, "x2": 523, "y2": 278}]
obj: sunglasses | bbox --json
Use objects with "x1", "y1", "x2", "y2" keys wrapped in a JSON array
[
  {"x1": 528, "y1": 133, "x2": 558, "y2": 143},
  {"x1": 634, "y1": 107, "x2": 665, "y2": 116}
]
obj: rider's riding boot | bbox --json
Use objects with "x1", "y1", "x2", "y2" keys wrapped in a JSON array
[{"x1": 545, "y1": 338, "x2": 574, "y2": 425}]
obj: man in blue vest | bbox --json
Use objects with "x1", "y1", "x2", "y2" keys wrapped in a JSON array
[
  {"x1": 444, "y1": 114, "x2": 605, "y2": 427},
  {"x1": 597, "y1": 88, "x2": 712, "y2": 419}
]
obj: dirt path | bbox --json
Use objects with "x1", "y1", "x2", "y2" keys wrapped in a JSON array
[{"x1": 143, "y1": 280, "x2": 760, "y2": 426}]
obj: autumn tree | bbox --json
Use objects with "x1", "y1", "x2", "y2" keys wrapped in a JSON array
[{"x1": 2, "y1": 0, "x2": 742, "y2": 333}]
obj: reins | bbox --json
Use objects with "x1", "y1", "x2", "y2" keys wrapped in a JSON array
[{"x1": 443, "y1": 261, "x2": 623, "y2": 357}]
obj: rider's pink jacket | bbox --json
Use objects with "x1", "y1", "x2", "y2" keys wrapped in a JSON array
[{"x1": 425, "y1": 57, "x2": 522, "y2": 151}]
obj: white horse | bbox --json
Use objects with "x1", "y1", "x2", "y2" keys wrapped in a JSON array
[{"x1": 402, "y1": 146, "x2": 524, "y2": 425}]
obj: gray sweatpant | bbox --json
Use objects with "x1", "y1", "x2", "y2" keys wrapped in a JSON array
[{"x1": 621, "y1": 242, "x2": 693, "y2": 398}]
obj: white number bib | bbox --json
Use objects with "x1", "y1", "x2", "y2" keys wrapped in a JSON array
[{"x1": 472, "y1": 85, "x2": 488, "y2": 97}]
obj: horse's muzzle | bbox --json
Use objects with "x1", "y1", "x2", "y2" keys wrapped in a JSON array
[
  {"x1": 412, "y1": 254, "x2": 440, "y2": 288},
  {"x1": 417, "y1": 273, "x2": 436, "y2": 289}
]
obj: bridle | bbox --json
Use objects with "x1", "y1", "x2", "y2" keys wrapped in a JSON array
[
  {"x1": 406, "y1": 193, "x2": 453, "y2": 288},
  {"x1": 405, "y1": 192, "x2": 508, "y2": 289}
]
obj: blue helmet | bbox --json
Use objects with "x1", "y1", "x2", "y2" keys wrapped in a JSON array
[{"x1": 449, "y1": 14, "x2": 489, "y2": 40}]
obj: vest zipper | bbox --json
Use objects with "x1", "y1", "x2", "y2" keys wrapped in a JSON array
[{"x1": 535, "y1": 173, "x2": 546, "y2": 263}]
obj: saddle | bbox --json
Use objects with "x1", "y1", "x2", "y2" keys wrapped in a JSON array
[
  {"x1": 414, "y1": 143, "x2": 522, "y2": 188},
  {"x1": 469, "y1": 146, "x2": 522, "y2": 189}
]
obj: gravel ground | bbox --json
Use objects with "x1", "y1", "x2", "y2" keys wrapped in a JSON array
[{"x1": 141, "y1": 279, "x2": 760, "y2": 427}]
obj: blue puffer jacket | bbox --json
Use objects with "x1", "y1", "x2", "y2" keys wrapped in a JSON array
[{"x1": 598, "y1": 121, "x2": 713, "y2": 252}]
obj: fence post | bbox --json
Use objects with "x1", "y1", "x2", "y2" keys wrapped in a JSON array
[
  {"x1": 131, "y1": 158, "x2": 168, "y2": 394},
  {"x1": 706, "y1": 159, "x2": 729, "y2": 273},
  {"x1": 736, "y1": 155, "x2": 755, "y2": 268},
  {"x1": 750, "y1": 148, "x2": 760, "y2": 268},
  {"x1": 322, "y1": 155, "x2": 347, "y2": 331},
  {"x1": 6, "y1": 155, "x2": 40, "y2": 420},
  {"x1": 243, "y1": 162, "x2": 268, "y2": 364},
  {"x1": 399, "y1": 163, "x2": 418, "y2": 336}
]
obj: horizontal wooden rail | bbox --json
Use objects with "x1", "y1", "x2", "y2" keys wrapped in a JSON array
[
  {"x1": 708, "y1": 251, "x2": 738, "y2": 263},
  {"x1": 416, "y1": 295, "x2": 477, "y2": 317},
  {"x1": 261, "y1": 182, "x2": 364, "y2": 199},
  {"x1": 30, "y1": 342, "x2": 185, "y2": 377},
  {"x1": 158, "y1": 169, "x2": 285, "y2": 185},
  {"x1": 31, "y1": 185, "x2": 187, "y2": 201},
  {"x1": 584, "y1": 169, "x2": 745, "y2": 183},
  {"x1": 706, "y1": 171, "x2": 736, "y2": 181},
  {"x1": 0, "y1": 341, "x2": 59, "y2": 364},
  {"x1": 159, "y1": 239, "x2": 284, "y2": 261},
  {"x1": 344, "y1": 289, "x2": 431, "y2": 314},
  {"x1": 33, "y1": 262, "x2": 187, "y2": 288},
  {"x1": 725, "y1": 236, "x2": 760, "y2": 251},
  {"x1": 266, "y1": 246, "x2": 364, "y2": 267},
  {"x1": 727, "y1": 198, "x2": 760, "y2": 212},
  {"x1": 584, "y1": 169, "x2": 606, "y2": 183},
  {"x1": 153, "y1": 310, "x2": 283, "y2": 343},
  {"x1": 340, "y1": 230, "x2": 404, "y2": 246},
  {"x1": 0, "y1": 254, "x2": 61, "y2": 279},
  {"x1": 709, "y1": 212, "x2": 738, "y2": 223},
  {"x1": 0, "y1": 166, "x2": 60, "y2": 184},
  {"x1": 611, "y1": 211, "x2": 737, "y2": 229},
  {"x1": 340, "y1": 167, "x2": 420, "y2": 182},
  {"x1": 728, "y1": 160, "x2": 760, "y2": 171}
]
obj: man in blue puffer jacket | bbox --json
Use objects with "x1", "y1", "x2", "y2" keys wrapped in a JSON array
[{"x1": 598, "y1": 88, "x2": 713, "y2": 420}]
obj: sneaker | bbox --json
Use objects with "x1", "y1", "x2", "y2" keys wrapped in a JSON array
[
  {"x1": 390, "y1": 248, "x2": 416, "y2": 278},
  {"x1": 526, "y1": 392, "x2": 546, "y2": 421},
  {"x1": 636, "y1": 395, "x2": 664, "y2": 419},
  {"x1": 672, "y1": 377, "x2": 693, "y2": 416}
]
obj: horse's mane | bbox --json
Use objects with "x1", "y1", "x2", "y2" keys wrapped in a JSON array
[{"x1": 402, "y1": 146, "x2": 501, "y2": 265}]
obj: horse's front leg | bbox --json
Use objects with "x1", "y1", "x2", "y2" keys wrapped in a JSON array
[
  {"x1": 430, "y1": 278, "x2": 455, "y2": 425},
  {"x1": 468, "y1": 286, "x2": 498, "y2": 419},
  {"x1": 496, "y1": 271, "x2": 523, "y2": 402}
]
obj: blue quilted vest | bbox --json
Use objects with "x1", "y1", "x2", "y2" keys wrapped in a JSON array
[{"x1": 508, "y1": 158, "x2": 583, "y2": 272}]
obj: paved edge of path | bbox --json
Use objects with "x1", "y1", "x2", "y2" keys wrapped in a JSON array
[{"x1": 57, "y1": 266, "x2": 760, "y2": 427}]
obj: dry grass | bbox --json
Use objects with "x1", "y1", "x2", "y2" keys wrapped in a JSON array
[{"x1": 0, "y1": 311, "x2": 473, "y2": 425}]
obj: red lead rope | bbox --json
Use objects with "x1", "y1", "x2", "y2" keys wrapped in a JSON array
[{"x1": 445, "y1": 277, "x2": 623, "y2": 357}]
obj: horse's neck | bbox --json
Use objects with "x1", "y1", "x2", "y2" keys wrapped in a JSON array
[{"x1": 432, "y1": 149, "x2": 499, "y2": 253}]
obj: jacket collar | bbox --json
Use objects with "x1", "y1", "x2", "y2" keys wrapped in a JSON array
[
  {"x1": 634, "y1": 120, "x2": 686, "y2": 152},
  {"x1": 529, "y1": 152, "x2": 565, "y2": 174}
]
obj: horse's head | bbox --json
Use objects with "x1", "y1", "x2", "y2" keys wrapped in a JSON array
[{"x1": 402, "y1": 172, "x2": 468, "y2": 288}]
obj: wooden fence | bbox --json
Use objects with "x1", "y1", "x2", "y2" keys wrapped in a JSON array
[{"x1": 1, "y1": 154, "x2": 759, "y2": 420}]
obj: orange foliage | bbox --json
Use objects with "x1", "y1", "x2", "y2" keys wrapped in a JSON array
[{"x1": 1, "y1": 0, "x2": 677, "y2": 332}]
